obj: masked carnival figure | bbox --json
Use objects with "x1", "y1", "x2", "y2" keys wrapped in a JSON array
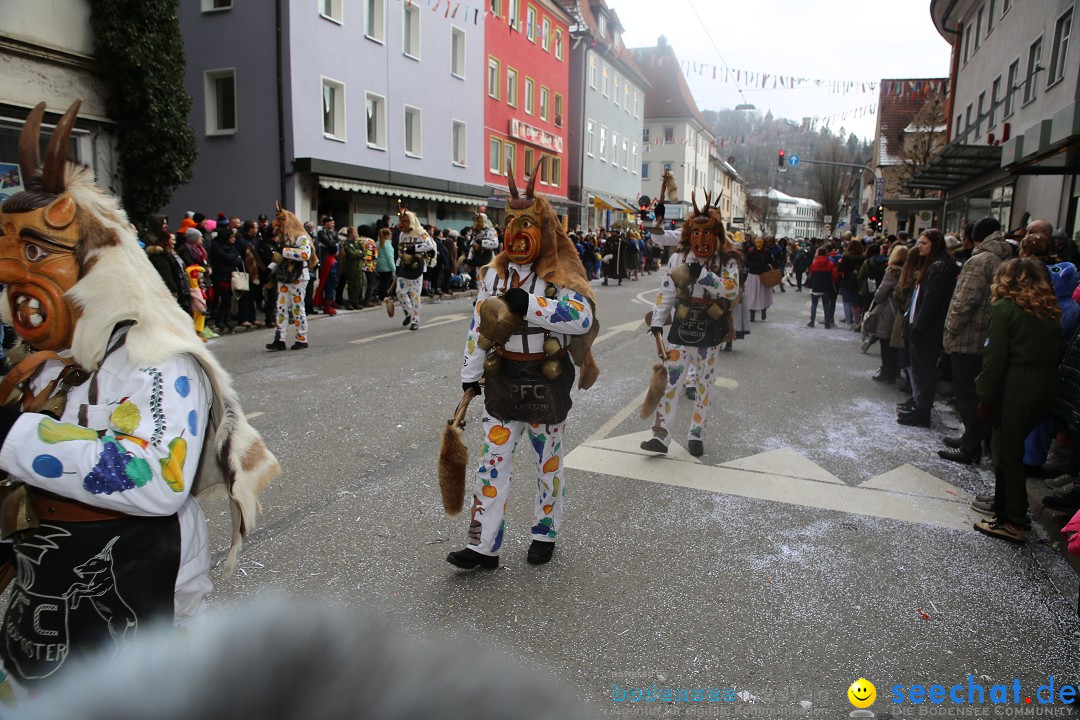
[
  {"x1": 641, "y1": 192, "x2": 739, "y2": 458},
  {"x1": 447, "y1": 162, "x2": 600, "y2": 570},
  {"x1": 0, "y1": 101, "x2": 280, "y2": 693},
  {"x1": 265, "y1": 204, "x2": 314, "y2": 351},
  {"x1": 393, "y1": 210, "x2": 438, "y2": 331}
]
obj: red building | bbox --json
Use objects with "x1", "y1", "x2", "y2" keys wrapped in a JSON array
[{"x1": 484, "y1": 0, "x2": 573, "y2": 221}]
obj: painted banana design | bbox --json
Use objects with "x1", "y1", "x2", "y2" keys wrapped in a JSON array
[{"x1": 159, "y1": 436, "x2": 187, "y2": 492}]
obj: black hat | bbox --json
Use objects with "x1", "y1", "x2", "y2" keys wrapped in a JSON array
[
  {"x1": 193, "y1": 212, "x2": 206, "y2": 223},
  {"x1": 321, "y1": 215, "x2": 334, "y2": 225},
  {"x1": 973, "y1": 217, "x2": 1001, "y2": 243},
  {"x1": 258, "y1": 213, "x2": 269, "y2": 221}
]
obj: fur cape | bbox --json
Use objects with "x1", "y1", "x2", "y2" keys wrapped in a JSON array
[{"x1": 52, "y1": 164, "x2": 280, "y2": 573}]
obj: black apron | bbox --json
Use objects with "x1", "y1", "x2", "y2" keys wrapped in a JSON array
[
  {"x1": 668, "y1": 300, "x2": 728, "y2": 348},
  {"x1": 485, "y1": 355, "x2": 575, "y2": 425}
]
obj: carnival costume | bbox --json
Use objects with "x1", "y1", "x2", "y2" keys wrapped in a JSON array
[
  {"x1": 266, "y1": 205, "x2": 314, "y2": 351},
  {"x1": 394, "y1": 210, "x2": 437, "y2": 331},
  {"x1": 642, "y1": 194, "x2": 739, "y2": 458},
  {"x1": 447, "y1": 164, "x2": 599, "y2": 569},
  {"x1": 0, "y1": 101, "x2": 279, "y2": 691}
]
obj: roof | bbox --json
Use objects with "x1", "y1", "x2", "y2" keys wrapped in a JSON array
[
  {"x1": 630, "y1": 42, "x2": 710, "y2": 130},
  {"x1": 557, "y1": 0, "x2": 650, "y2": 90},
  {"x1": 876, "y1": 78, "x2": 948, "y2": 166},
  {"x1": 749, "y1": 188, "x2": 821, "y2": 207},
  {"x1": 904, "y1": 142, "x2": 1002, "y2": 191}
]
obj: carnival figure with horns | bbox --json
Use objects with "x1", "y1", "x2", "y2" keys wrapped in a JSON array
[
  {"x1": 447, "y1": 160, "x2": 600, "y2": 570},
  {"x1": 391, "y1": 208, "x2": 438, "y2": 331},
  {"x1": 266, "y1": 201, "x2": 315, "y2": 351},
  {"x1": 0, "y1": 101, "x2": 279, "y2": 692},
  {"x1": 640, "y1": 192, "x2": 740, "y2": 458}
]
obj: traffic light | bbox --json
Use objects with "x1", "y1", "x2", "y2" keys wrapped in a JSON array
[
  {"x1": 778, "y1": 149, "x2": 786, "y2": 168},
  {"x1": 877, "y1": 205, "x2": 884, "y2": 232},
  {"x1": 638, "y1": 195, "x2": 651, "y2": 222},
  {"x1": 868, "y1": 212, "x2": 879, "y2": 233}
]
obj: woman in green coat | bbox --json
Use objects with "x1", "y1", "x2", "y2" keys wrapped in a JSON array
[{"x1": 974, "y1": 259, "x2": 1063, "y2": 544}]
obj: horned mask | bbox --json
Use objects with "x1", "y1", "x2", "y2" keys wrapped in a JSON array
[
  {"x1": 504, "y1": 158, "x2": 545, "y2": 265},
  {"x1": 681, "y1": 190, "x2": 726, "y2": 260},
  {"x1": 0, "y1": 101, "x2": 86, "y2": 352}
]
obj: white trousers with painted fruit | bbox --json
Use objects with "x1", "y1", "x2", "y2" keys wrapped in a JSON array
[
  {"x1": 396, "y1": 276, "x2": 423, "y2": 325},
  {"x1": 651, "y1": 343, "x2": 722, "y2": 446},
  {"x1": 467, "y1": 415, "x2": 567, "y2": 555}
]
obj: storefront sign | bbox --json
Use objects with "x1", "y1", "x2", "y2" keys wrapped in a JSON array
[{"x1": 509, "y1": 119, "x2": 563, "y2": 154}]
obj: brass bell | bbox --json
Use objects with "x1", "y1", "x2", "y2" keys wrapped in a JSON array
[
  {"x1": 477, "y1": 295, "x2": 523, "y2": 349},
  {"x1": 545, "y1": 282, "x2": 558, "y2": 299},
  {"x1": 477, "y1": 335, "x2": 495, "y2": 351},
  {"x1": 542, "y1": 337, "x2": 562, "y2": 356},
  {"x1": 0, "y1": 484, "x2": 39, "y2": 540},
  {"x1": 669, "y1": 264, "x2": 694, "y2": 289},
  {"x1": 483, "y1": 354, "x2": 502, "y2": 376},
  {"x1": 541, "y1": 357, "x2": 562, "y2": 380},
  {"x1": 707, "y1": 303, "x2": 724, "y2": 320},
  {"x1": 676, "y1": 305, "x2": 691, "y2": 320}
]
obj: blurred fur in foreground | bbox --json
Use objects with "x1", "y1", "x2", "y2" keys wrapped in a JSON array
[{"x1": 6, "y1": 600, "x2": 593, "y2": 720}]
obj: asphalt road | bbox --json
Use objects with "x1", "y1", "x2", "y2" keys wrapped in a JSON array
[{"x1": 202, "y1": 276, "x2": 1080, "y2": 718}]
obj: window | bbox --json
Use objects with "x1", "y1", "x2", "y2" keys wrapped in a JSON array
[
  {"x1": 451, "y1": 27, "x2": 466, "y2": 78},
  {"x1": 489, "y1": 137, "x2": 501, "y2": 173},
  {"x1": 524, "y1": 147, "x2": 535, "y2": 177},
  {"x1": 662, "y1": 162, "x2": 673, "y2": 173},
  {"x1": 1048, "y1": 9, "x2": 1072, "y2": 86},
  {"x1": 624, "y1": 83, "x2": 630, "y2": 113},
  {"x1": 204, "y1": 68, "x2": 236, "y2": 135},
  {"x1": 601, "y1": 64, "x2": 610, "y2": 97},
  {"x1": 404, "y1": 106, "x2": 421, "y2": 157},
  {"x1": 975, "y1": 91, "x2": 985, "y2": 138},
  {"x1": 555, "y1": 29, "x2": 563, "y2": 60},
  {"x1": 990, "y1": 75, "x2": 1002, "y2": 127},
  {"x1": 508, "y1": 0, "x2": 520, "y2": 29},
  {"x1": 965, "y1": 103, "x2": 973, "y2": 136},
  {"x1": 488, "y1": 57, "x2": 500, "y2": 99},
  {"x1": 322, "y1": 77, "x2": 345, "y2": 140},
  {"x1": 586, "y1": 120, "x2": 595, "y2": 157},
  {"x1": 526, "y1": 6, "x2": 537, "y2": 42},
  {"x1": 964, "y1": 24, "x2": 971, "y2": 63},
  {"x1": 506, "y1": 68, "x2": 518, "y2": 107},
  {"x1": 663, "y1": 126, "x2": 674, "y2": 144},
  {"x1": 550, "y1": 156, "x2": 560, "y2": 187},
  {"x1": 403, "y1": 4, "x2": 421, "y2": 59},
  {"x1": 320, "y1": 0, "x2": 343, "y2": 24},
  {"x1": 599, "y1": 126, "x2": 607, "y2": 161},
  {"x1": 541, "y1": 17, "x2": 550, "y2": 51},
  {"x1": 634, "y1": 90, "x2": 640, "y2": 118},
  {"x1": 1005, "y1": 58, "x2": 1019, "y2": 117},
  {"x1": 642, "y1": 161, "x2": 649, "y2": 180},
  {"x1": 1023, "y1": 36, "x2": 1043, "y2": 104},
  {"x1": 956, "y1": 113, "x2": 963, "y2": 135},
  {"x1": 365, "y1": 0, "x2": 385, "y2": 42},
  {"x1": 611, "y1": 131, "x2": 618, "y2": 164},
  {"x1": 642, "y1": 127, "x2": 650, "y2": 143},
  {"x1": 597, "y1": 12, "x2": 606, "y2": 38},
  {"x1": 539, "y1": 86, "x2": 549, "y2": 121},
  {"x1": 489, "y1": 0, "x2": 500, "y2": 16},
  {"x1": 539, "y1": 154, "x2": 549, "y2": 185},
  {"x1": 201, "y1": 0, "x2": 231, "y2": 12},
  {"x1": 524, "y1": 77, "x2": 534, "y2": 114},
  {"x1": 554, "y1": 94, "x2": 563, "y2": 126},
  {"x1": 365, "y1": 92, "x2": 386, "y2": 148},
  {"x1": 1003, "y1": 0, "x2": 1011, "y2": 14},
  {"x1": 975, "y1": 6, "x2": 983, "y2": 51},
  {"x1": 987, "y1": 0, "x2": 995, "y2": 33},
  {"x1": 614, "y1": 74, "x2": 621, "y2": 106},
  {"x1": 503, "y1": 141, "x2": 514, "y2": 175},
  {"x1": 621, "y1": 138, "x2": 628, "y2": 169},
  {"x1": 588, "y1": 56, "x2": 597, "y2": 88},
  {"x1": 631, "y1": 143, "x2": 637, "y2": 174},
  {"x1": 452, "y1": 120, "x2": 467, "y2": 166}
]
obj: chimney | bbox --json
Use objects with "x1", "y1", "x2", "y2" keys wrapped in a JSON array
[{"x1": 658, "y1": 35, "x2": 667, "y2": 48}]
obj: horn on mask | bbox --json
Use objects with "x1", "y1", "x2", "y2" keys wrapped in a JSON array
[
  {"x1": 507, "y1": 163, "x2": 519, "y2": 199},
  {"x1": 19, "y1": 102, "x2": 46, "y2": 186},
  {"x1": 42, "y1": 99, "x2": 82, "y2": 195},
  {"x1": 524, "y1": 157, "x2": 543, "y2": 199},
  {"x1": 691, "y1": 190, "x2": 700, "y2": 216}
]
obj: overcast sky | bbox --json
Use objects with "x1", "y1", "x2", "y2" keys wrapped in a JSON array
[{"x1": 616, "y1": 0, "x2": 954, "y2": 141}]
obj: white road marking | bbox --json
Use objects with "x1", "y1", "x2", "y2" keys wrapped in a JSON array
[
  {"x1": 593, "y1": 319, "x2": 646, "y2": 346},
  {"x1": 583, "y1": 389, "x2": 649, "y2": 445},
  {"x1": 634, "y1": 288, "x2": 659, "y2": 306},
  {"x1": 714, "y1": 376, "x2": 739, "y2": 388},
  {"x1": 245, "y1": 411, "x2": 265, "y2": 420},
  {"x1": 350, "y1": 313, "x2": 469, "y2": 344}
]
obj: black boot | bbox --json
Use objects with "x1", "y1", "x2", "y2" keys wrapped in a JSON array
[
  {"x1": 265, "y1": 337, "x2": 286, "y2": 351},
  {"x1": 639, "y1": 437, "x2": 668, "y2": 454},
  {"x1": 687, "y1": 439, "x2": 704, "y2": 457},
  {"x1": 527, "y1": 540, "x2": 555, "y2": 565},
  {"x1": 724, "y1": 341, "x2": 733, "y2": 351},
  {"x1": 446, "y1": 548, "x2": 499, "y2": 569},
  {"x1": 761, "y1": 309, "x2": 767, "y2": 321},
  {"x1": 897, "y1": 409, "x2": 931, "y2": 428},
  {"x1": 896, "y1": 397, "x2": 915, "y2": 411},
  {"x1": 938, "y1": 447, "x2": 979, "y2": 464},
  {"x1": 750, "y1": 310, "x2": 756, "y2": 322}
]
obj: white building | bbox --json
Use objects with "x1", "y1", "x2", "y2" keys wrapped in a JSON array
[{"x1": 749, "y1": 189, "x2": 824, "y2": 238}]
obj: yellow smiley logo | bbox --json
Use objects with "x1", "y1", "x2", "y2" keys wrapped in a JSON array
[{"x1": 847, "y1": 678, "x2": 876, "y2": 709}]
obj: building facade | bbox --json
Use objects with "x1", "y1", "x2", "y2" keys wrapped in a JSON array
[
  {"x1": 633, "y1": 37, "x2": 716, "y2": 225},
  {"x1": 558, "y1": 0, "x2": 649, "y2": 230},
  {"x1": 748, "y1": 189, "x2": 824, "y2": 239},
  {"x1": 167, "y1": 0, "x2": 488, "y2": 228},
  {"x1": 484, "y1": 0, "x2": 572, "y2": 225},
  {"x1": 0, "y1": 1, "x2": 119, "y2": 204},
  {"x1": 915, "y1": 0, "x2": 1079, "y2": 237}
]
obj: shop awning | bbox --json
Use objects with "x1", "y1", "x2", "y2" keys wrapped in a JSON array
[
  {"x1": 591, "y1": 193, "x2": 636, "y2": 214},
  {"x1": 318, "y1": 176, "x2": 486, "y2": 206},
  {"x1": 903, "y1": 143, "x2": 1003, "y2": 192}
]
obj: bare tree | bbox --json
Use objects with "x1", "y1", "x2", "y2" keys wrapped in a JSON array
[
  {"x1": 896, "y1": 94, "x2": 946, "y2": 199},
  {"x1": 810, "y1": 139, "x2": 849, "y2": 220}
]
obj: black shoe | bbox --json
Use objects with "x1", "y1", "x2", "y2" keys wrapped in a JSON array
[
  {"x1": 685, "y1": 386, "x2": 697, "y2": 401},
  {"x1": 639, "y1": 437, "x2": 668, "y2": 454},
  {"x1": 687, "y1": 439, "x2": 704, "y2": 457},
  {"x1": 601, "y1": 280, "x2": 608, "y2": 286},
  {"x1": 527, "y1": 540, "x2": 555, "y2": 565},
  {"x1": 871, "y1": 370, "x2": 892, "y2": 383},
  {"x1": 807, "y1": 321, "x2": 815, "y2": 328},
  {"x1": 938, "y1": 448, "x2": 978, "y2": 464},
  {"x1": 896, "y1": 398, "x2": 915, "y2": 411},
  {"x1": 1043, "y1": 485, "x2": 1080, "y2": 511},
  {"x1": 824, "y1": 323, "x2": 834, "y2": 329},
  {"x1": 897, "y1": 410, "x2": 931, "y2": 428},
  {"x1": 265, "y1": 339, "x2": 286, "y2": 351},
  {"x1": 724, "y1": 341, "x2": 733, "y2": 351},
  {"x1": 760, "y1": 310, "x2": 767, "y2": 321},
  {"x1": 290, "y1": 341, "x2": 309, "y2": 350},
  {"x1": 446, "y1": 548, "x2": 499, "y2": 570},
  {"x1": 403, "y1": 317, "x2": 411, "y2": 327},
  {"x1": 942, "y1": 436, "x2": 963, "y2": 449}
]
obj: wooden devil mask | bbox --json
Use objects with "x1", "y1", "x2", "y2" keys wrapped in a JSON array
[
  {"x1": 504, "y1": 159, "x2": 546, "y2": 265},
  {"x1": 0, "y1": 101, "x2": 84, "y2": 352},
  {"x1": 682, "y1": 190, "x2": 726, "y2": 260}
]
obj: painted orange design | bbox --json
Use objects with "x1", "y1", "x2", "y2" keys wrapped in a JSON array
[
  {"x1": 543, "y1": 504, "x2": 554, "y2": 514},
  {"x1": 567, "y1": 300, "x2": 584, "y2": 311},
  {"x1": 536, "y1": 297, "x2": 548, "y2": 307},
  {"x1": 487, "y1": 425, "x2": 512, "y2": 445},
  {"x1": 723, "y1": 279, "x2": 735, "y2": 291},
  {"x1": 116, "y1": 434, "x2": 149, "y2": 449},
  {"x1": 482, "y1": 485, "x2": 498, "y2": 498},
  {"x1": 668, "y1": 349, "x2": 680, "y2": 361},
  {"x1": 693, "y1": 413, "x2": 702, "y2": 423},
  {"x1": 280, "y1": 285, "x2": 288, "y2": 293},
  {"x1": 708, "y1": 356, "x2": 715, "y2": 366},
  {"x1": 542, "y1": 455, "x2": 561, "y2": 474}
]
